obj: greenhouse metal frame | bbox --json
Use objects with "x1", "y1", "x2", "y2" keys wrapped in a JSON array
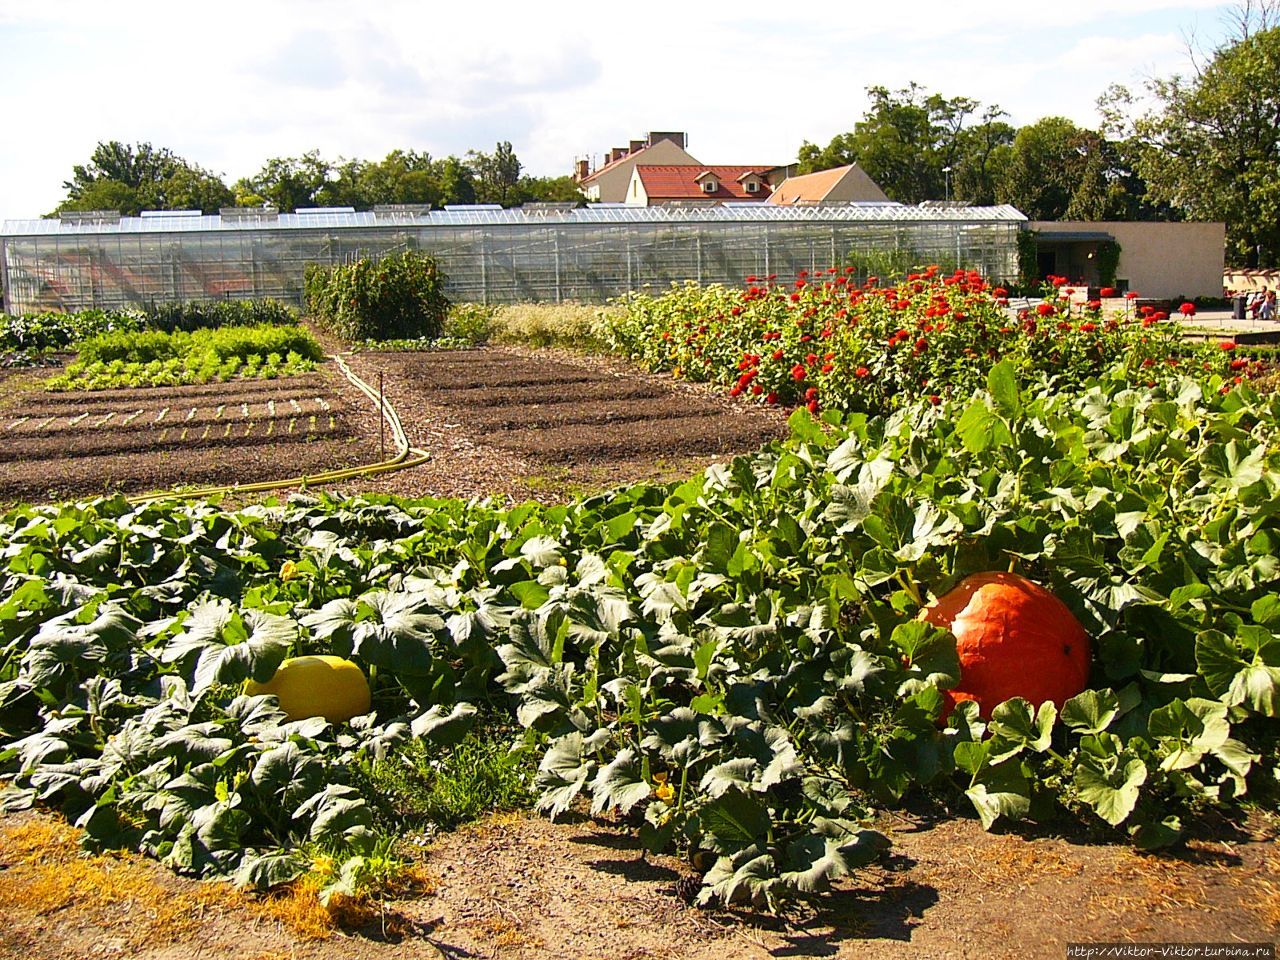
[{"x1": 0, "y1": 203, "x2": 1026, "y2": 314}]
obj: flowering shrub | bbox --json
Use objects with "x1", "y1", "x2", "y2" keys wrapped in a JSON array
[
  {"x1": 305, "y1": 251, "x2": 449, "y2": 342},
  {"x1": 603, "y1": 267, "x2": 1256, "y2": 415}
]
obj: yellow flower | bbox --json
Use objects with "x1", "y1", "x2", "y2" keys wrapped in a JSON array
[
  {"x1": 280, "y1": 560, "x2": 298, "y2": 582},
  {"x1": 652, "y1": 772, "x2": 675, "y2": 803}
]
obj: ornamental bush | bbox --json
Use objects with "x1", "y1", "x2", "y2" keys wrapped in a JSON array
[{"x1": 305, "y1": 250, "x2": 450, "y2": 341}]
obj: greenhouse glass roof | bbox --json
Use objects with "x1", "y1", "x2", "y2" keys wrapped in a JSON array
[{"x1": 2, "y1": 203, "x2": 1026, "y2": 236}]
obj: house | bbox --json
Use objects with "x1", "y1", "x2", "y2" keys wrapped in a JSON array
[
  {"x1": 766, "y1": 163, "x2": 889, "y2": 205},
  {"x1": 575, "y1": 132, "x2": 700, "y2": 203},
  {"x1": 625, "y1": 165, "x2": 777, "y2": 206}
]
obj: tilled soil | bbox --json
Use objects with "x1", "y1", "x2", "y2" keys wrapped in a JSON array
[
  {"x1": 0, "y1": 364, "x2": 376, "y2": 503},
  {"x1": 0, "y1": 346, "x2": 788, "y2": 506},
  {"x1": 324, "y1": 346, "x2": 790, "y2": 502}
]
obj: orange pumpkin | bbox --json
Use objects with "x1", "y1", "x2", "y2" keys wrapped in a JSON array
[{"x1": 919, "y1": 572, "x2": 1090, "y2": 719}]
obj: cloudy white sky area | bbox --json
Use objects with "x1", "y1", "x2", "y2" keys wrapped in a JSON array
[{"x1": 0, "y1": 0, "x2": 1248, "y2": 217}]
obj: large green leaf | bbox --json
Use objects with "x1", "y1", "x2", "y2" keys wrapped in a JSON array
[{"x1": 1196, "y1": 626, "x2": 1280, "y2": 716}]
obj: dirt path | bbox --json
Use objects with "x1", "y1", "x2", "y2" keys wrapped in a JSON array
[{"x1": 2, "y1": 807, "x2": 1274, "y2": 960}]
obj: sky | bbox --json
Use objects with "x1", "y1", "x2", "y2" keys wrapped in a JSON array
[{"x1": 0, "y1": 0, "x2": 1250, "y2": 218}]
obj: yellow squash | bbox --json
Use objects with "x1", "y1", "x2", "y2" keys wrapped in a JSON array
[{"x1": 245, "y1": 655, "x2": 371, "y2": 723}]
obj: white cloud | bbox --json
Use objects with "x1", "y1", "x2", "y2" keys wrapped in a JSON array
[{"x1": 0, "y1": 0, "x2": 1243, "y2": 217}]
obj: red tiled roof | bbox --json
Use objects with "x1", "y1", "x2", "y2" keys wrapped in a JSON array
[{"x1": 634, "y1": 165, "x2": 774, "y2": 201}]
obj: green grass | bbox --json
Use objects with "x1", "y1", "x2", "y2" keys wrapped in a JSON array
[{"x1": 356, "y1": 723, "x2": 536, "y2": 832}]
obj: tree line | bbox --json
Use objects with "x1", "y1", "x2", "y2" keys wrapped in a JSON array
[
  {"x1": 55, "y1": 140, "x2": 582, "y2": 218},
  {"x1": 797, "y1": 13, "x2": 1280, "y2": 266}
]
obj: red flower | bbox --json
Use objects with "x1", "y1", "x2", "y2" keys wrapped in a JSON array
[
  {"x1": 772, "y1": 349, "x2": 784, "y2": 361},
  {"x1": 805, "y1": 387, "x2": 818, "y2": 401},
  {"x1": 1099, "y1": 287, "x2": 1116, "y2": 298},
  {"x1": 820, "y1": 363, "x2": 834, "y2": 374},
  {"x1": 1230, "y1": 358, "x2": 1248, "y2": 370},
  {"x1": 1080, "y1": 322, "x2": 1097, "y2": 333},
  {"x1": 1125, "y1": 291, "x2": 1139, "y2": 300},
  {"x1": 1036, "y1": 303, "x2": 1055, "y2": 316},
  {"x1": 929, "y1": 395, "x2": 941, "y2": 406},
  {"x1": 1220, "y1": 341, "x2": 1237, "y2": 351},
  {"x1": 791, "y1": 363, "x2": 807, "y2": 381},
  {"x1": 992, "y1": 287, "x2": 1008, "y2": 298},
  {"x1": 1179, "y1": 302, "x2": 1196, "y2": 317},
  {"x1": 855, "y1": 366, "x2": 870, "y2": 378},
  {"x1": 766, "y1": 392, "x2": 778, "y2": 404},
  {"x1": 806, "y1": 399, "x2": 820, "y2": 414}
]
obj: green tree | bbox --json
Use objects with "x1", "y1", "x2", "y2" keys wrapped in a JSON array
[
  {"x1": 436, "y1": 156, "x2": 477, "y2": 206},
  {"x1": 515, "y1": 174, "x2": 584, "y2": 204},
  {"x1": 56, "y1": 141, "x2": 233, "y2": 215},
  {"x1": 998, "y1": 118, "x2": 1091, "y2": 220},
  {"x1": 237, "y1": 152, "x2": 333, "y2": 212},
  {"x1": 467, "y1": 141, "x2": 523, "y2": 206},
  {"x1": 1128, "y1": 23, "x2": 1280, "y2": 265},
  {"x1": 796, "y1": 85, "x2": 1013, "y2": 204}
]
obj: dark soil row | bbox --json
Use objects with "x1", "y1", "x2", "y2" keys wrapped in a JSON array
[
  {"x1": 0, "y1": 416, "x2": 354, "y2": 463},
  {"x1": 461, "y1": 394, "x2": 724, "y2": 431},
  {"x1": 481, "y1": 413, "x2": 779, "y2": 463},
  {"x1": 428, "y1": 378, "x2": 666, "y2": 409},
  {"x1": 0, "y1": 433, "x2": 375, "y2": 502}
]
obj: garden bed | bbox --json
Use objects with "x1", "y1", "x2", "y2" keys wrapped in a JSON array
[
  {"x1": 0, "y1": 366, "x2": 376, "y2": 503},
  {"x1": 325, "y1": 346, "x2": 790, "y2": 501}
]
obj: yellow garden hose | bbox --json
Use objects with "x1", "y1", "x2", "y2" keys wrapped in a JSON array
[{"x1": 127, "y1": 354, "x2": 427, "y2": 503}]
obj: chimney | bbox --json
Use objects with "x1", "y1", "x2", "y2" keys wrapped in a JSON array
[
  {"x1": 610, "y1": 147, "x2": 628, "y2": 163},
  {"x1": 647, "y1": 131, "x2": 688, "y2": 149},
  {"x1": 575, "y1": 158, "x2": 590, "y2": 181},
  {"x1": 630, "y1": 139, "x2": 645, "y2": 153}
]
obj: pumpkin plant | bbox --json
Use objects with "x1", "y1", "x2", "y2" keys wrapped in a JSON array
[{"x1": 0, "y1": 359, "x2": 1277, "y2": 911}]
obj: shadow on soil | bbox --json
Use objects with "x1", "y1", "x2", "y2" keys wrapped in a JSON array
[{"x1": 569, "y1": 821, "x2": 943, "y2": 956}]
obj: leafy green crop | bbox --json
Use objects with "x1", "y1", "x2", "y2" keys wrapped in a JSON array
[
  {"x1": 0, "y1": 362, "x2": 1277, "y2": 909},
  {"x1": 44, "y1": 326, "x2": 321, "y2": 391}
]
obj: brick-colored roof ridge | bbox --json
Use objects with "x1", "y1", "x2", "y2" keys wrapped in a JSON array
[
  {"x1": 633, "y1": 165, "x2": 776, "y2": 200},
  {"x1": 767, "y1": 165, "x2": 854, "y2": 204}
]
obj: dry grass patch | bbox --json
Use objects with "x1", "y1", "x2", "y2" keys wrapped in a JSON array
[{"x1": 0, "y1": 816, "x2": 435, "y2": 946}]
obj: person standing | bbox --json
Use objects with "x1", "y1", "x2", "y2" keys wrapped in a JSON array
[{"x1": 1262, "y1": 289, "x2": 1277, "y2": 321}]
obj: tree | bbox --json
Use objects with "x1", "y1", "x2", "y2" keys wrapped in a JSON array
[
  {"x1": 516, "y1": 175, "x2": 584, "y2": 204},
  {"x1": 56, "y1": 141, "x2": 232, "y2": 215},
  {"x1": 1128, "y1": 23, "x2": 1280, "y2": 265},
  {"x1": 467, "y1": 141, "x2": 522, "y2": 206},
  {"x1": 436, "y1": 156, "x2": 477, "y2": 206},
  {"x1": 796, "y1": 85, "x2": 1013, "y2": 204},
  {"x1": 237, "y1": 152, "x2": 333, "y2": 212}
]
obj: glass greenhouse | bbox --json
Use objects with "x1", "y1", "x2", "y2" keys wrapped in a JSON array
[{"x1": 0, "y1": 203, "x2": 1026, "y2": 314}]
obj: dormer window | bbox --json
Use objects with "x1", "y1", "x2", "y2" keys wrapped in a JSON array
[
  {"x1": 745, "y1": 180, "x2": 759, "y2": 193},
  {"x1": 702, "y1": 179, "x2": 717, "y2": 193},
  {"x1": 695, "y1": 170, "x2": 720, "y2": 194}
]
